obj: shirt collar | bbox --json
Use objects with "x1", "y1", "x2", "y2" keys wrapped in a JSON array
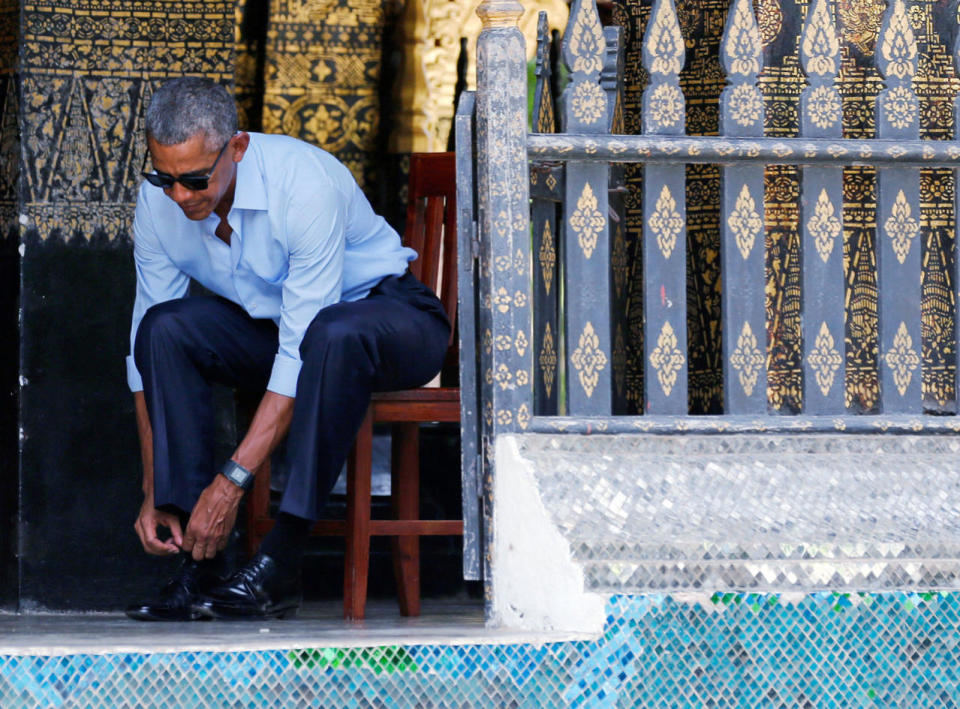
[{"x1": 231, "y1": 138, "x2": 267, "y2": 212}]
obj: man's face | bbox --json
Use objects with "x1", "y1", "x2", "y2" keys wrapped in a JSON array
[{"x1": 146, "y1": 133, "x2": 246, "y2": 221}]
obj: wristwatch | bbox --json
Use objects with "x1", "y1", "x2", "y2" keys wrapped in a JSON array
[{"x1": 221, "y1": 460, "x2": 255, "y2": 491}]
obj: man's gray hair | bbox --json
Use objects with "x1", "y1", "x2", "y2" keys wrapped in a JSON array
[{"x1": 145, "y1": 77, "x2": 237, "y2": 149}]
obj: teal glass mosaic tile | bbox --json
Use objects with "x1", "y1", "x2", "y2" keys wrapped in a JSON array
[{"x1": 2, "y1": 591, "x2": 960, "y2": 707}]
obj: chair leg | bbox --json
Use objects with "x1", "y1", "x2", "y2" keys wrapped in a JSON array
[
  {"x1": 391, "y1": 422, "x2": 421, "y2": 617},
  {"x1": 344, "y1": 407, "x2": 373, "y2": 620},
  {"x1": 245, "y1": 459, "x2": 271, "y2": 559}
]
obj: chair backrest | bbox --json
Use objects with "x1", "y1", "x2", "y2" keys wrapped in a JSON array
[{"x1": 403, "y1": 152, "x2": 457, "y2": 349}]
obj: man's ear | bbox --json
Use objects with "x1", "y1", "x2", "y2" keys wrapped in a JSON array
[{"x1": 230, "y1": 132, "x2": 251, "y2": 162}]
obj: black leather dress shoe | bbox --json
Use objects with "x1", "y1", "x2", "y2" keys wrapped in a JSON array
[
  {"x1": 125, "y1": 555, "x2": 225, "y2": 622},
  {"x1": 193, "y1": 553, "x2": 301, "y2": 619}
]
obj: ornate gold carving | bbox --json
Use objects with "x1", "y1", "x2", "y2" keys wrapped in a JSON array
[
  {"x1": 808, "y1": 188, "x2": 841, "y2": 262},
  {"x1": 727, "y1": 184, "x2": 762, "y2": 259},
  {"x1": 807, "y1": 322, "x2": 842, "y2": 396},
  {"x1": 806, "y1": 85, "x2": 841, "y2": 129},
  {"x1": 482, "y1": 328, "x2": 492, "y2": 354},
  {"x1": 884, "y1": 189, "x2": 919, "y2": 264},
  {"x1": 539, "y1": 323, "x2": 557, "y2": 398},
  {"x1": 566, "y1": 0, "x2": 605, "y2": 74},
  {"x1": 801, "y1": 0, "x2": 840, "y2": 77},
  {"x1": 728, "y1": 84, "x2": 764, "y2": 126},
  {"x1": 881, "y1": 86, "x2": 917, "y2": 129},
  {"x1": 649, "y1": 184, "x2": 683, "y2": 259},
  {"x1": 730, "y1": 321, "x2": 764, "y2": 397},
  {"x1": 496, "y1": 408, "x2": 513, "y2": 426},
  {"x1": 570, "y1": 182, "x2": 605, "y2": 258},
  {"x1": 838, "y1": 0, "x2": 885, "y2": 55},
  {"x1": 646, "y1": 0, "x2": 685, "y2": 76},
  {"x1": 723, "y1": 0, "x2": 763, "y2": 76},
  {"x1": 649, "y1": 321, "x2": 685, "y2": 397},
  {"x1": 538, "y1": 219, "x2": 556, "y2": 295},
  {"x1": 570, "y1": 81, "x2": 606, "y2": 124},
  {"x1": 879, "y1": 0, "x2": 917, "y2": 79},
  {"x1": 883, "y1": 322, "x2": 919, "y2": 396},
  {"x1": 647, "y1": 83, "x2": 684, "y2": 128},
  {"x1": 571, "y1": 322, "x2": 608, "y2": 398}
]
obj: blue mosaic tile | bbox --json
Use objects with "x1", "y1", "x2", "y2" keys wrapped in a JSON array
[{"x1": 3, "y1": 592, "x2": 960, "y2": 706}]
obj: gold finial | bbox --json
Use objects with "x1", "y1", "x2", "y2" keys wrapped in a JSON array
[{"x1": 477, "y1": 0, "x2": 525, "y2": 30}]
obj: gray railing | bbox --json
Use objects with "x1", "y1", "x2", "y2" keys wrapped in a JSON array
[{"x1": 457, "y1": 0, "x2": 960, "y2": 580}]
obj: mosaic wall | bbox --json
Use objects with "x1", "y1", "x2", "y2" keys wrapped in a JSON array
[
  {"x1": 613, "y1": 0, "x2": 960, "y2": 414},
  {"x1": 3, "y1": 592, "x2": 960, "y2": 706}
]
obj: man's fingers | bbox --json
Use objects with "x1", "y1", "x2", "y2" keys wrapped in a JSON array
[{"x1": 168, "y1": 517, "x2": 184, "y2": 549}]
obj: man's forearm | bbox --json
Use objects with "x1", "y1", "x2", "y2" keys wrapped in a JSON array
[
  {"x1": 133, "y1": 391, "x2": 154, "y2": 497},
  {"x1": 231, "y1": 390, "x2": 295, "y2": 474}
]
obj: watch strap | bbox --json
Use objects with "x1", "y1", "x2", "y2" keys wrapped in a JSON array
[{"x1": 221, "y1": 460, "x2": 255, "y2": 491}]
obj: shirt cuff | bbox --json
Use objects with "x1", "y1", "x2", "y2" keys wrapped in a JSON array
[
  {"x1": 126, "y1": 355, "x2": 144, "y2": 392},
  {"x1": 267, "y1": 353, "x2": 302, "y2": 398}
]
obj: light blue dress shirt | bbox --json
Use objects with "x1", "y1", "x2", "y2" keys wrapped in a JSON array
[{"x1": 127, "y1": 132, "x2": 416, "y2": 398}]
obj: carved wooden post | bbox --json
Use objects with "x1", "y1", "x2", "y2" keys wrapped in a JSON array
[
  {"x1": 642, "y1": 0, "x2": 688, "y2": 415},
  {"x1": 875, "y1": 0, "x2": 921, "y2": 412},
  {"x1": 719, "y1": 0, "x2": 767, "y2": 414},
  {"x1": 475, "y1": 0, "x2": 533, "y2": 437},
  {"x1": 954, "y1": 22, "x2": 960, "y2": 414},
  {"x1": 474, "y1": 0, "x2": 532, "y2": 605},
  {"x1": 799, "y1": 0, "x2": 845, "y2": 413},
  {"x1": 562, "y1": 0, "x2": 613, "y2": 415}
]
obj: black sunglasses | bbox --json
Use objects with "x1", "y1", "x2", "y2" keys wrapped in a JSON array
[{"x1": 141, "y1": 138, "x2": 231, "y2": 191}]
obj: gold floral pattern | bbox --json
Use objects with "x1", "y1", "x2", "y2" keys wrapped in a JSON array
[
  {"x1": 566, "y1": 0, "x2": 604, "y2": 74},
  {"x1": 645, "y1": 0, "x2": 685, "y2": 76},
  {"x1": 539, "y1": 218, "x2": 556, "y2": 295},
  {"x1": 884, "y1": 189, "x2": 919, "y2": 264},
  {"x1": 516, "y1": 403, "x2": 530, "y2": 430},
  {"x1": 807, "y1": 322, "x2": 842, "y2": 396},
  {"x1": 515, "y1": 330, "x2": 528, "y2": 356},
  {"x1": 838, "y1": 0, "x2": 885, "y2": 55},
  {"x1": 727, "y1": 184, "x2": 762, "y2": 259},
  {"x1": 723, "y1": 0, "x2": 763, "y2": 76},
  {"x1": 806, "y1": 85, "x2": 841, "y2": 129},
  {"x1": 649, "y1": 321, "x2": 685, "y2": 397},
  {"x1": 493, "y1": 363, "x2": 513, "y2": 390},
  {"x1": 570, "y1": 80, "x2": 606, "y2": 124},
  {"x1": 878, "y1": 0, "x2": 917, "y2": 80},
  {"x1": 730, "y1": 321, "x2": 764, "y2": 397},
  {"x1": 571, "y1": 321, "x2": 608, "y2": 398},
  {"x1": 728, "y1": 84, "x2": 763, "y2": 127},
  {"x1": 647, "y1": 83, "x2": 684, "y2": 129},
  {"x1": 649, "y1": 184, "x2": 683, "y2": 259},
  {"x1": 539, "y1": 323, "x2": 557, "y2": 399},
  {"x1": 807, "y1": 188, "x2": 841, "y2": 262},
  {"x1": 801, "y1": 0, "x2": 840, "y2": 77},
  {"x1": 570, "y1": 182, "x2": 605, "y2": 258},
  {"x1": 883, "y1": 322, "x2": 920, "y2": 396},
  {"x1": 881, "y1": 86, "x2": 917, "y2": 129},
  {"x1": 493, "y1": 287, "x2": 513, "y2": 313}
]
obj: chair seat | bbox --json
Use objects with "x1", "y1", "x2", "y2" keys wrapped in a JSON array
[{"x1": 370, "y1": 387, "x2": 460, "y2": 422}]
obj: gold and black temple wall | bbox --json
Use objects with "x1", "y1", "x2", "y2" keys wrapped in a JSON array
[
  {"x1": 614, "y1": 0, "x2": 729, "y2": 414},
  {"x1": 7, "y1": 1, "x2": 236, "y2": 611},
  {"x1": 18, "y1": 1, "x2": 234, "y2": 242},
  {"x1": 615, "y1": 0, "x2": 959, "y2": 414},
  {"x1": 257, "y1": 0, "x2": 396, "y2": 194},
  {"x1": 0, "y1": 0, "x2": 18, "y2": 610}
]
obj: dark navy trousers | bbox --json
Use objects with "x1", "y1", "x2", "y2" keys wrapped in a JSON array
[{"x1": 133, "y1": 272, "x2": 451, "y2": 521}]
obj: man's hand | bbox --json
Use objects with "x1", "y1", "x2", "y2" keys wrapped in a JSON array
[
  {"x1": 183, "y1": 474, "x2": 244, "y2": 561},
  {"x1": 134, "y1": 499, "x2": 184, "y2": 555}
]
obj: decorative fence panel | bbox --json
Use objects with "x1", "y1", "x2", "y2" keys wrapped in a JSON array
[{"x1": 459, "y1": 0, "x2": 960, "y2": 573}]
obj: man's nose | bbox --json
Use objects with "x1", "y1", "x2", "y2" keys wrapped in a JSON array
[{"x1": 167, "y1": 181, "x2": 195, "y2": 204}]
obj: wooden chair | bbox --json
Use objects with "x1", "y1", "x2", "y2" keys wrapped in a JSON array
[{"x1": 245, "y1": 152, "x2": 463, "y2": 619}]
